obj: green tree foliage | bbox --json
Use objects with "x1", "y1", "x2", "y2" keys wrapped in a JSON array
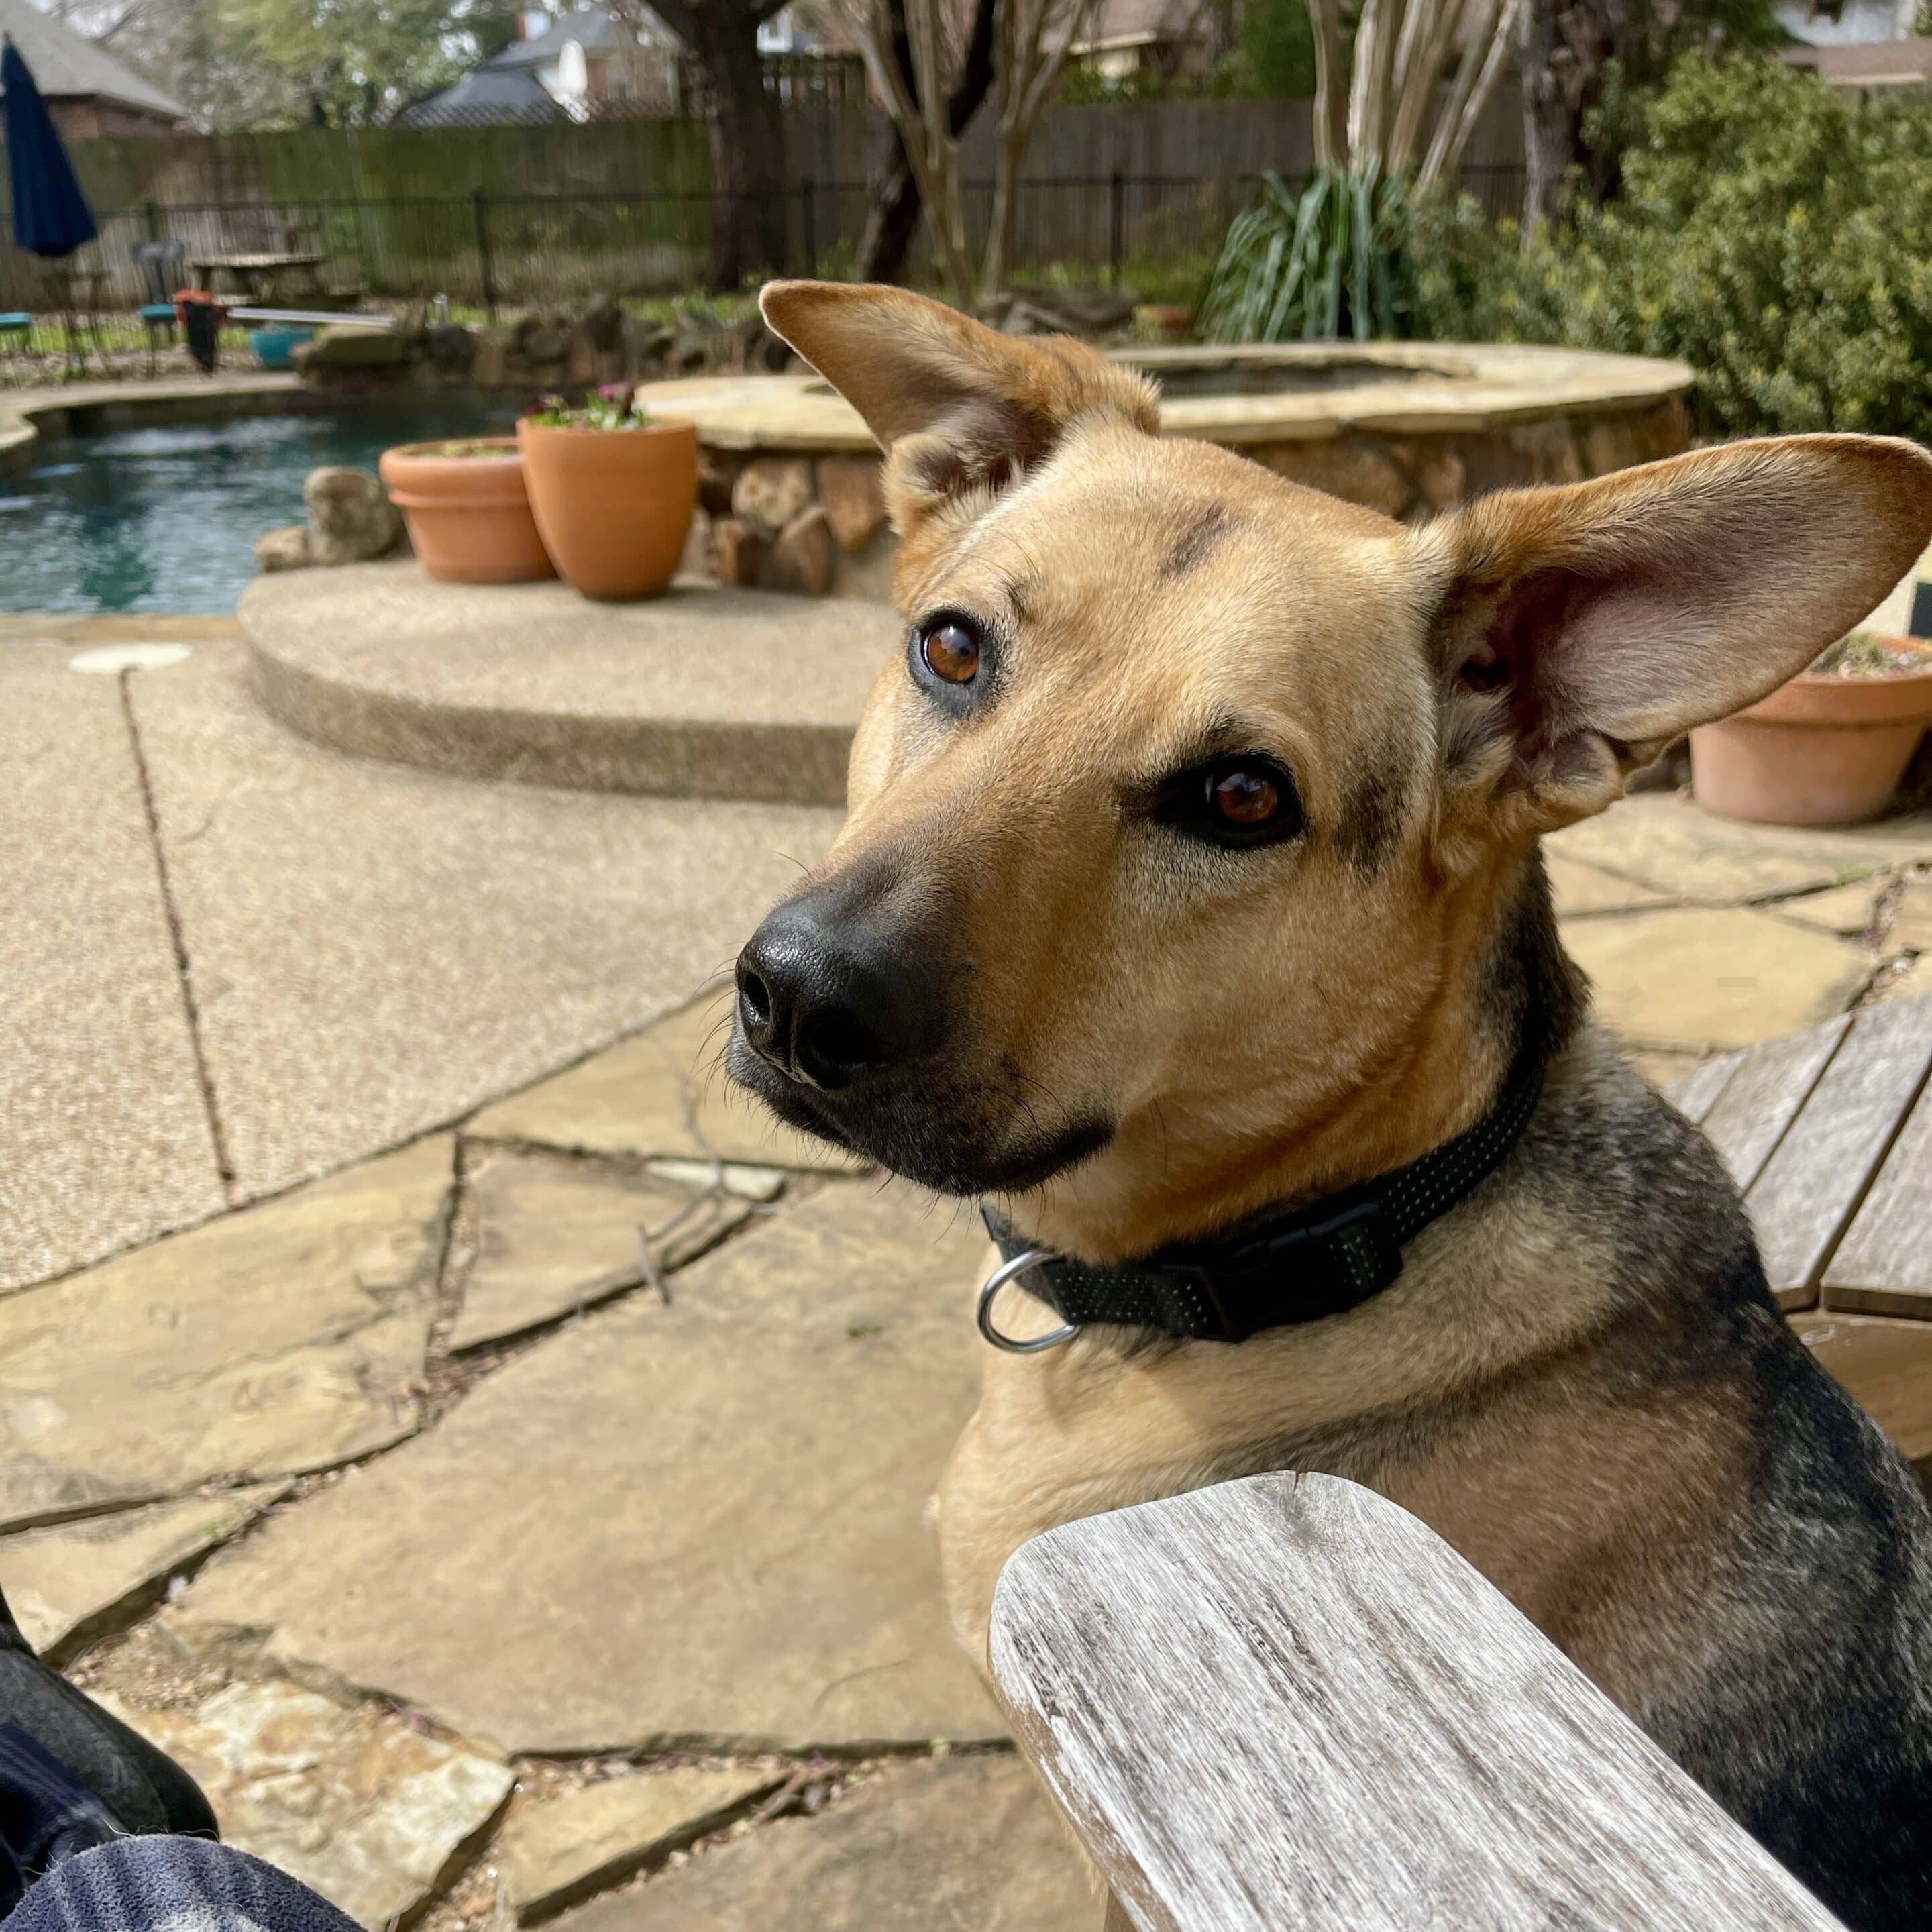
[
  {"x1": 215, "y1": 0, "x2": 507, "y2": 123},
  {"x1": 1234, "y1": 0, "x2": 1316, "y2": 97},
  {"x1": 1056, "y1": 0, "x2": 1313, "y2": 101},
  {"x1": 1414, "y1": 53, "x2": 1932, "y2": 439}
]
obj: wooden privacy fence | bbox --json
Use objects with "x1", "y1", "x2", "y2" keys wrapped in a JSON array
[{"x1": 0, "y1": 162, "x2": 1526, "y2": 316}]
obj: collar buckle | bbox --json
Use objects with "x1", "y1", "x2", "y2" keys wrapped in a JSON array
[{"x1": 1212, "y1": 1196, "x2": 1403, "y2": 1338}]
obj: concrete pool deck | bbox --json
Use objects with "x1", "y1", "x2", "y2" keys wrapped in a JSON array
[{"x1": 0, "y1": 629, "x2": 843, "y2": 1291}]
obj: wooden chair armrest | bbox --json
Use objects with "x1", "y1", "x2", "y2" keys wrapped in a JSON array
[{"x1": 989, "y1": 1472, "x2": 1847, "y2": 1932}]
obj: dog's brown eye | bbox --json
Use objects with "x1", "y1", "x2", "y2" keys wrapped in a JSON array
[
  {"x1": 1210, "y1": 767, "x2": 1278, "y2": 826},
  {"x1": 1155, "y1": 753, "x2": 1303, "y2": 850},
  {"x1": 922, "y1": 621, "x2": 981, "y2": 684}
]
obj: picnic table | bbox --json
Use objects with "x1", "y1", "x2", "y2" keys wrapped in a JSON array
[{"x1": 188, "y1": 252, "x2": 327, "y2": 305}]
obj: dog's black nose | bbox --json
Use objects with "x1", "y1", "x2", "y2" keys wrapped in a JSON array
[{"x1": 735, "y1": 898, "x2": 929, "y2": 1089}]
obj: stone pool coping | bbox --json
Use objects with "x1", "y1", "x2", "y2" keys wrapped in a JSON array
[
  {"x1": 0, "y1": 372, "x2": 304, "y2": 480},
  {"x1": 637, "y1": 342, "x2": 1695, "y2": 455}
]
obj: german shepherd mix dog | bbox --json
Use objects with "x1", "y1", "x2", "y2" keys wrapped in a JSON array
[{"x1": 728, "y1": 281, "x2": 1932, "y2": 1930}]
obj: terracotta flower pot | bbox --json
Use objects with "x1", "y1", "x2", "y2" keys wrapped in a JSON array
[
  {"x1": 1690, "y1": 636, "x2": 1932, "y2": 826},
  {"x1": 517, "y1": 417, "x2": 698, "y2": 602},
  {"x1": 378, "y1": 439, "x2": 555, "y2": 585},
  {"x1": 1136, "y1": 303, "x2": 1194, "y2": 343}
]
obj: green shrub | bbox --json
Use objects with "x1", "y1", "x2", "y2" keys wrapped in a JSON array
[{"x1": 1412, "y1": 52, "x2": 1932, "y2": 439}]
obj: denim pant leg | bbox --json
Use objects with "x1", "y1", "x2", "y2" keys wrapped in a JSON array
[{"x1": 1, "y1": 1837, "x2": 360, "y2": 1932}]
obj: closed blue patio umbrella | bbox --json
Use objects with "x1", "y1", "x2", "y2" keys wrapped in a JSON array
[
  {"x1": 2, "y1": 36, "x2": 97, "y2": 259},
  {"x1": 3, "y1": 33, "x2": 99, "y2": 369}
]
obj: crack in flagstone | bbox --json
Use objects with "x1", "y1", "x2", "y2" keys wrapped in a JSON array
[{"x1": 118, "y1": 666, "x2": 237, "y2": 1200}]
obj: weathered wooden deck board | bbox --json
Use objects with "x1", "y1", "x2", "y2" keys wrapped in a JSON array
[
  {"x1": 990, "y1": 1473, "x2": 1849, "y2": 1932},
  {"x1": 1666, "y1": 1049, "x2": 1746, "y2": 1126},
  {"x1": 1698, "y1": 1016, "x2": 1849, "y2": 1193},
  {"x1": 1744, "y1": 998, "x2": 1932, "y2": 1310},
  {"x1": 1822, "y1": 1075, "x2": 1932, "y2": 1318}
]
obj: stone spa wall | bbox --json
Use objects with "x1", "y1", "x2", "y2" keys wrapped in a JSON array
[
  {"x1": 633, "y1": 345, "x2": 1694, "y2": 600},
  {"x1": 297, "y1": 331, "x2": 1694, "y2": 602}
]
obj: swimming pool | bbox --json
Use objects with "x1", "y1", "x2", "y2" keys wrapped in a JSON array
[{"x1": 0, "y1": 401, "x2": 523, "y2": 616}]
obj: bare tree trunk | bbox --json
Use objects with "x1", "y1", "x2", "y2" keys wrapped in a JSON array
[
  {"x1": 978, "y1": 0, "x2": 1094, "y2": 305},
  {"x1": 1519, "y1": 0, "x2": 1600, "y2": 231},
  {"x1": 856, "y1": 145, "x2": 925, "y2": 286},
  {"x1": 980, "y1": 123, "x2": 1028, "y2": 306},
  {"x1": 649, "y1": 1, "x2": 790, "y2": 292},
  {"x1": 1417, "y1": 0, "x2": 1519, "y2": 191},
  {"x1": 1306, "y1": 0, "x2": 1350, "y2": 170},
  {"x1": 856, "y1": 0, "x2": 996, "y2": 286},
  {"x1": 700, "y1": 13, "x2": 791, "y2": 290}
]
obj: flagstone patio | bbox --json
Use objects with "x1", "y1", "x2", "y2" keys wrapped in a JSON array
[{"x1": 1, "y1": 624, "x2": 1929, "y2": 1928}]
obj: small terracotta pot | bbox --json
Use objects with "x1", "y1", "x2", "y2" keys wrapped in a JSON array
[
  {"x1": 1137, "y1": 302, "x2": 1194, "y2": 343},
  {"x1": 378, "y1": 439, "x2": 555, "y2": 585},
  {"x1": 1690, "y1": 637, "x2": 1932, "y2": 826},
  {"x1": 517, "y1": 417, "x2": 698, "y2": 602}
]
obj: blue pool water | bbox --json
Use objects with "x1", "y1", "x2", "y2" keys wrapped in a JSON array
[{"x1": 0, "y1": 402, "x2": 523, "y2": 616}]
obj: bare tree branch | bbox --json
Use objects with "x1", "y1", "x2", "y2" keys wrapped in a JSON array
[
  {"x1": 1306, "y1": 0, "x2": 1349, "y2": 170},
  {"x1": 1417, "y1": 0, "x2": 1519, "y2": 190},
  {"x1": 1387, "y1": 0, "x2": 1462, "y2": 172}
]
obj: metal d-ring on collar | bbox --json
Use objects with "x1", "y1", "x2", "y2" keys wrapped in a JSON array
[
  {"x1": 973, "y1": 1033, "x2": 1546, "y2": 1354},
  {"x1": 976, "y1": 1248, "x2": 1081, "y2": 1354}
]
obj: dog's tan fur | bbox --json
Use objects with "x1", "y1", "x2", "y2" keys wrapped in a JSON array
[{"x1": 738, "y1": 281, "x2": 1932, "y2": 1930}]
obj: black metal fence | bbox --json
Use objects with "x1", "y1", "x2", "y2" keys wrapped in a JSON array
[{"x1": 0, "y1": 165, "x2": 1527, "y2": 320}]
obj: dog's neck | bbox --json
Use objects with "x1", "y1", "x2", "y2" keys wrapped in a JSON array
[{"x1": 995, "y1": 851, "x2": 1583, "y2": 1266}]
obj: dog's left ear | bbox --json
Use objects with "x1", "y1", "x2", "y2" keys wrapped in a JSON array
[
  {"x1": 759, "y1": 280, "x2": 1157, "y2": 541},
  {"x1": 1415, "y1": 433, "x2": 1932, "y2": 841}
]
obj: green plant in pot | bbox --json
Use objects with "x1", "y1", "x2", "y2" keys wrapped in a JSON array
[
  {"x1": 1690, "y1": 631, "x2": 1932, "y2": 826},
  {"x1": 517, "y1": 385, "x2": 698, "y2": 602}
]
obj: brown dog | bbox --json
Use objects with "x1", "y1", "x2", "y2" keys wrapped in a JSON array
[{"x1": 727, "y1": 280, "x2": 1932, "y2": 1931}]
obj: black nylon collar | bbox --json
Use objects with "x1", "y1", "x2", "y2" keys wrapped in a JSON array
[{"x1": 980, "y1": 1042, "x2": 1545, "y2": 1346}]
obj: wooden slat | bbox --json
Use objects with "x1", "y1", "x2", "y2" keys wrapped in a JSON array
[
  {"x1": 1746, "y1": 998, "x2": 1932, "y2": 1311},
  {"x1": 1699, "y1": 1016, "x2": 1849, "y2": 1193},
  {"x1": 990, "y1": 1474, "x2": 1848, "y2": 1932},
  {"x1": 1664, "y1": 1050, "x2": 1744, "y2": 1125},
  {"x1": 1821, "y1": 1075, "x2": 1932, "y2": 1318}
]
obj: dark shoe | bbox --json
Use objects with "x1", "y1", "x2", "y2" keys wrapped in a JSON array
[{"x1": 0, "y1": 1585, "x2": 215, "y2": 1843}]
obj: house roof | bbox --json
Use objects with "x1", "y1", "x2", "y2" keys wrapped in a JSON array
[
  {"x1": 0, "y1": 0, "x2": 186, "y2": 119},
  {"x1": 488, "y1": 3, "x2": 672, "y2": 68},
  {"x1": 1073, "y1": 0, "x2": 1214, "y2": 54},
  {"x1": 394, "y1": 62, "x2": 566, "y2": 123},
  {"x1": 1781, "y1": 34, "x2": 1932, "y2": 82}
]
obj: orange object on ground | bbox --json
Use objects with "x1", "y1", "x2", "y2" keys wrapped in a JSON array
[
  {"x1": 1690, "y1": 636, "x2": 1932, "y2": 826},
  {"x1": 517, "y1": 416, "x2": 697, "y2": 602},
  {"x1": 378, "y1": 438, "x2": 555, "y2": 585}
]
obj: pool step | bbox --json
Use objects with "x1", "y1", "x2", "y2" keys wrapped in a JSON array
[{"x1": 241, "y1": 558, "x2": 892, "y2": 806}]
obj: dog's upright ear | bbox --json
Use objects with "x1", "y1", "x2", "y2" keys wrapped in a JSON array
[
  {"x1": 1415, "y1": 433, "x2": 1932, "y2": 847},
  {"x1": 759, "y1": 280, "x2": 1157, "y2": 570}
]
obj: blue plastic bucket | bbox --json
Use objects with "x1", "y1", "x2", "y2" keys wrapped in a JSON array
[{"x1": 249, "y1": 326, "x2": 315, "y2": 370}]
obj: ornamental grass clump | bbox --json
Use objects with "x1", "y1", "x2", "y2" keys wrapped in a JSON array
[{"x1": 1197, "y1": 164, "x2": 1419, "y2": 343}]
